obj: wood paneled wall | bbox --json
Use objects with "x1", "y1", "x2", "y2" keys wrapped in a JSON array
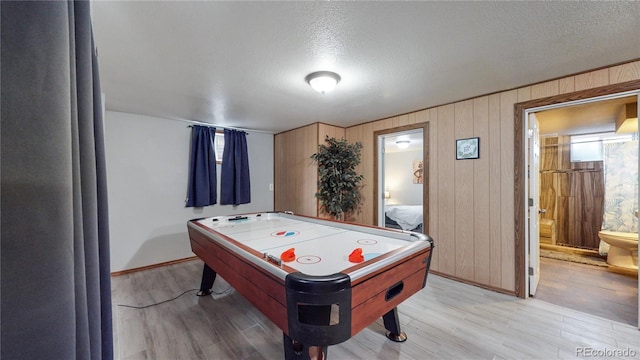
[
  {"x1": 344, "y1": 60, "x2": 640, "y2": 295},
  {"x1": 347, "y1": 94, "x2": 517, "y2": 291},
  {"x1": 274, "y1": 123, "x2": 345, "y2": 217},
  {"x1": 273, "y1": 60, "x2": 640, "y2": 295},
  {"x1": 274, "y1": 124, "x2": 318, "y2": 216}
]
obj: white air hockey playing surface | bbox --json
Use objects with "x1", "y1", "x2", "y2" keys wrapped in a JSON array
[{"x1": 194, "y1": 212, "x2": 425, "y2": 276}]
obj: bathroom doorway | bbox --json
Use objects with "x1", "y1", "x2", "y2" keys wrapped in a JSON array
[{"x1": 524, "y1": 91, "x2": 640, "y2": 326}]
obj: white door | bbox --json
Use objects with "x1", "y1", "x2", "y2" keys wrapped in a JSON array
[{"x1": 528, "y1": 112, "x2": 541, "y2": 296}]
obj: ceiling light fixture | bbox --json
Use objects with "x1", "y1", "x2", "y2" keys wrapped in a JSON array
[
  {"x1": 305, "y1": 71, "x2": 341, "y2": 94},
  {"x1": 396, "y1": 140, "x2": 410, "y2": 149}
]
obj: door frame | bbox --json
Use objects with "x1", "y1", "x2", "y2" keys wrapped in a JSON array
[
  {"x1": 373, "y1": 123, "x2": 430, "y2": 233},
  {"x1": 514, "y1": 79, "x2": 640, "y2": 299}
]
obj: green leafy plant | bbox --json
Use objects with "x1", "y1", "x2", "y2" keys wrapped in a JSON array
[{"x1": 311, "y1": 136, "x2": 364, "y2": 221}]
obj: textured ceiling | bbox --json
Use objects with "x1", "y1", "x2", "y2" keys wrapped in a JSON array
[{"x1": 91, "y1": 1, "x2": 640, "y2": 133}]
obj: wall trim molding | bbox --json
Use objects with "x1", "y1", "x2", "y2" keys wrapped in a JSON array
[
  {"x1": 111, "y1": 256, "x2": 199, "y2": 277},
  {"x1": 430, "y1": 270, "x2": 517, "y2": 297}
]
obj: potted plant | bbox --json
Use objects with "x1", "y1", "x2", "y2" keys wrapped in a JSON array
[{"x1": 311, "y1": 136, "x2": 364, "y2": 221}]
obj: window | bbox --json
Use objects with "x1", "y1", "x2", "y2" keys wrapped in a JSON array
[
  {"x1": 570, "y1": 135, "x2": 602, "y2": 162},
  {"x1": 570, "y1": 132, "x2": 634, "y2": 162},
  {"x1": 214, "y1": 131, "x2": 224, "y2": 163}
]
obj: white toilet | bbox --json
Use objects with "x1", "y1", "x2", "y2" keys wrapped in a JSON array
[{"x1": 598, "y1": 230, "x2": 639, "y2": 270}]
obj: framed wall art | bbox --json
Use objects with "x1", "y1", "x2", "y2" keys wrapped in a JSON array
[
  {"x1": 412, "y1": 160, "x2": 423, "y2": 184},
  {"x1": 456, "y1": 137, "x2": 479, "y2": 160}
]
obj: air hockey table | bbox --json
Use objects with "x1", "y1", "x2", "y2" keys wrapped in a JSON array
[{"x1": 187, "y1": 212, "x2": 434, "y2": 360}]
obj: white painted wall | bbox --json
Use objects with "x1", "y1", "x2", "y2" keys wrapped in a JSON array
[
  {"x1": 384, "y1": 150, "x2": 423, "y2": 206},
  {"x1": 104, "y1": 111, "x2": 274, "y2": 272}
]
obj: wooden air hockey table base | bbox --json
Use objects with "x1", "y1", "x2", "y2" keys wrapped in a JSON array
[{"x1": 187, "y1": 212, "x2": 434, "y2": 360}]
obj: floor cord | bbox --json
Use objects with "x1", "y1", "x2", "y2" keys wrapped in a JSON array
[{"x1": 117, "y1": 286, "x2": 232, "y2": 309}]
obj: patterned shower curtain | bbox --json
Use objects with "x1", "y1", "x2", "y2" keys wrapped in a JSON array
[{"x1": 601, "y1": 140, "x2": 639, "y2": 233}]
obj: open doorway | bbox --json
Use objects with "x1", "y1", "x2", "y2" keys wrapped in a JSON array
[
  {"x1": 374, "y1": 123, "x2": 429, "y2": 234},
  {"x1": 524, "y1": 92, "x2": 639, "y2": 326}
]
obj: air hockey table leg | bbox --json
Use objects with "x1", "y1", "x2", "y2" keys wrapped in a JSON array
[
  {"x1": 283, "y1": 333, "x2": 328, "y2": 360},
  {"x1": 382, "y1": 307, "x2": 407, "y2": 342},
  {"x1": 196, "y1": 264, "x2": 217, "y2": 296}
]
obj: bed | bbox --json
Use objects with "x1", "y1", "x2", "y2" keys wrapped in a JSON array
[{"x1": 384, "y1": 205, "x2": 423, "y2": 232}]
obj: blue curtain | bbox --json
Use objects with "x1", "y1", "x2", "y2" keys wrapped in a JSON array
[
  {"x1": 2, "y1": 1, "x2": 112, "y2": 358},
  {"x1": 221, "y1": 129, "x2": 251, "y2": 205},
  {"x1": 186, "y1": 126, "x2": 217, "y2": 207}
]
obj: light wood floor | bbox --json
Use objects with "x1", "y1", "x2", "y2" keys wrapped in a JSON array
[
  {"x1": 112, "y1": 259, "x2": 640, "y2": 359},
  {"x1": 535, "y1": 256, "x2": 638, "y2": 326}
]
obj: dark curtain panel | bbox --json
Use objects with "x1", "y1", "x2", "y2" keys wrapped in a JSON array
[
  {"x1": 1, "y1": 1, "x2": 113, "y2": 359},
  {"x1": 221, "y1": 129, "x2": 251, "y2": 205},
  {"x1": 186, "y1": 125, "x2": 218, "y2": 207}
]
